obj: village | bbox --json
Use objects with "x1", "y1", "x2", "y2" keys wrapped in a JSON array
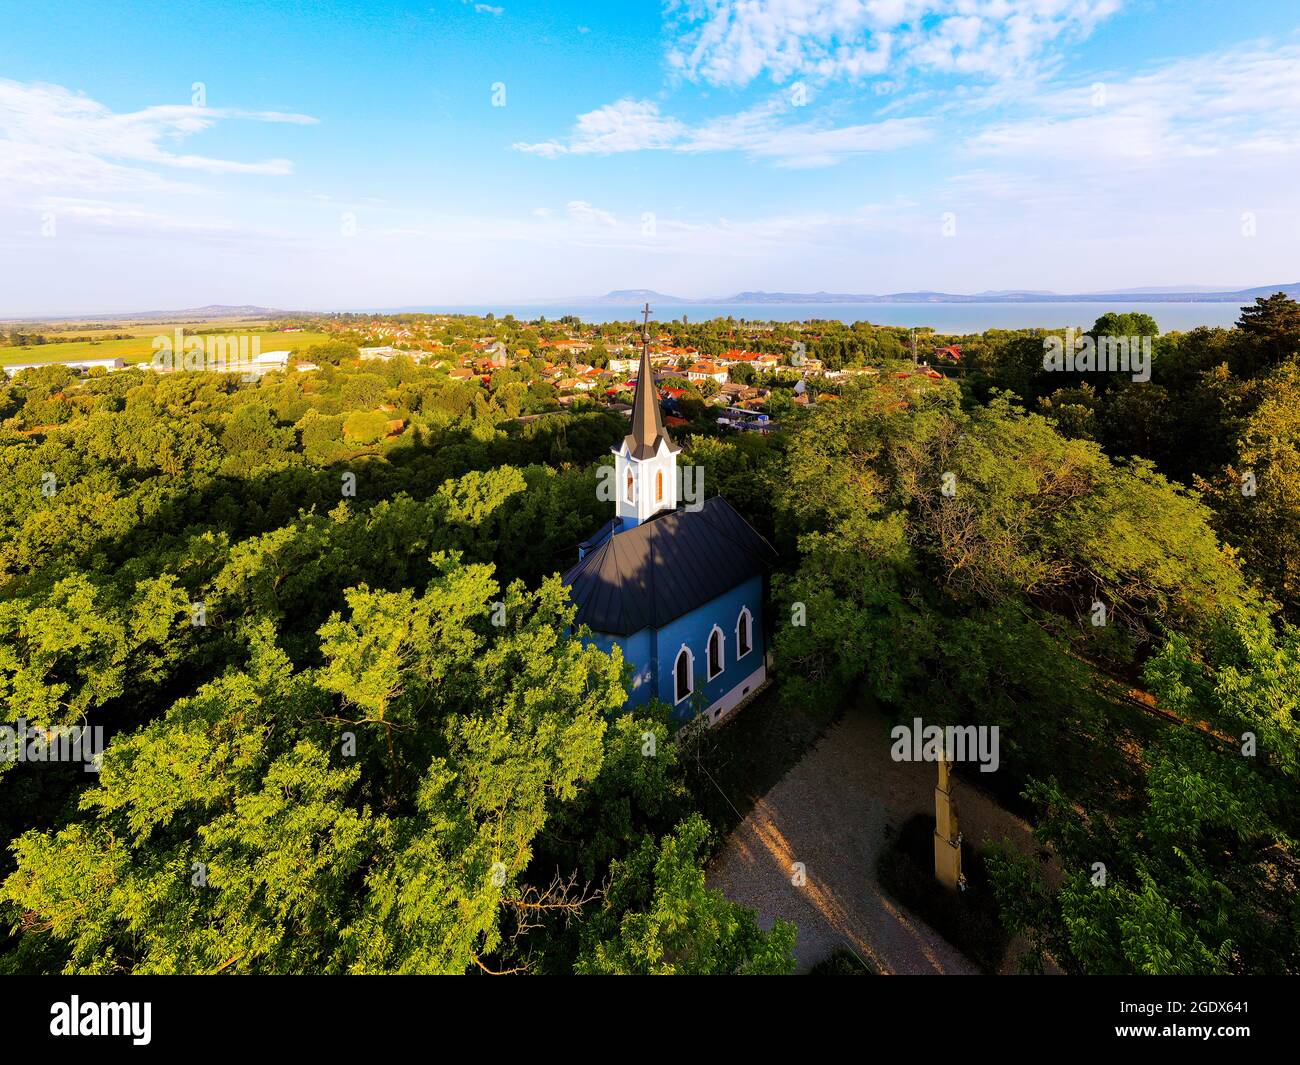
[
  {"x1": 2, "y1": 310, "x2": 961, "y2": 442},
  {"x1": 343, "y1": 314, "x2": 871, "y2": 432}
]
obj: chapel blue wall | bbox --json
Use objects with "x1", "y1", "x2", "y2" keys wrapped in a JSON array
[
  {"x1": 584, "y1": 627, "x2": 656, "y2": 710},
  {"x1": 654, "y1": 575, "x2": 765, "y2": 720},
  {"x1": 585, "y1": 574, "x2": 765, "y2": 720}
]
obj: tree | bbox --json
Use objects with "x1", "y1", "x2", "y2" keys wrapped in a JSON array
[
  {"x1": 0, "y1": 573, "x2": 190, "y2": 737},
  {"x1": 2, "y1": 560, "x2": 630, "y2": 973},
  {"x1": 304, "y1": 340, "x2": 360, "y2": 366},
  {"x1": 990, "y1": 610, "x2": 1300, "y2": 974},
  {"x1": 1089, "y1": 311, "x2": 1159, "y2": 340},
  {"x1": 1237, "y1": 292, "x2": 1300, "y2": 375},
  {"x1": 221, "y1": 403, "x2": 295, "y2": 463},
  {"x1": 763, "y1": 389, "x2": 795, "y2": 420},
  {"x1": 1203, "y1": 358, "x2": 1300, "y2": 618},
  {"x1": 342, "y1": 409, "x2": 390, "y2": 446},
  {"x1": 340, "y1": 374, "x2": 390, "y2": 411},
  {"x1": 297, "y1": 410, "x2": 348, "y2": 464},
  {"x1": 773, "y1": 384, "x2": 1254, "y2": 782},
  {"x1": 575, "y1": 814, "x2": 796, "y2": 975}
]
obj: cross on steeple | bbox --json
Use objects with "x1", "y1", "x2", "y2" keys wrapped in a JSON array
[{"x1": 622, "y1": 301, "x2": 678, "y2": 462}]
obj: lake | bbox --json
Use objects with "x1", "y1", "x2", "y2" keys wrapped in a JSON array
[{"x1": 407, "y1": 301, "x2": 1249, "y2": 334}]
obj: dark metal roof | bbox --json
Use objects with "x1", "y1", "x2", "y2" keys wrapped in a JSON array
[
  {"x1": 562, "y1": 496, "x2": 776, "y2": 635},
  {"x1": 578, "y1": 517, "x2": 617, "y2": 554},
  {"x1": 623, "y1": 339, "x2": 680, "y2": 459}
]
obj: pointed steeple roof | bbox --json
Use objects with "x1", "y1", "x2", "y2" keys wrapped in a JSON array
[{"x1": 622, "y1": 310, "x2": 680, "y2": 460}]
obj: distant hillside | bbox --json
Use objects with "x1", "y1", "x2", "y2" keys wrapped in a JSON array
[
  {"x1": 596, "y1": 284, "x2": 1300, "y2": 305},
  {"x1": 726, "y1": 290, "x2": 881, "y2": 303},
  {"x1": 593, "y1": 290, "x2": 693, "y2": 305},
  {"x1": 3, "y1": 305, "x2": 289, "y2": 325},
  {"x1": 101, "y1": 304, "x2": 288, "y2": 320}
]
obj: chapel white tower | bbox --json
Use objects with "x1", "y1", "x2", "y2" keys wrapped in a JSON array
[{"x1": 614, "y1": 304, "x2": 680, "y2": 530}]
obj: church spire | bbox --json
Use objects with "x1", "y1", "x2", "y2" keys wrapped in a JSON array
[{"x1": 624, "y1": 302, "x2": 679, "y2": 459}]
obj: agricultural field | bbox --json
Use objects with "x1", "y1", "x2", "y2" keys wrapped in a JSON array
[{"x1": 0, "y1": 323, "x2": 333, "y2": 367}]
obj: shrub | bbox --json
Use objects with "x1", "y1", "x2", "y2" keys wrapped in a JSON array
[{"x1": 343, "y1": 409, "x2": 390, "y2": 445}]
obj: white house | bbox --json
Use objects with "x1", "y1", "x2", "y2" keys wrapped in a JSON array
[
  {"x1": 685, "y1": 361, "x2": 729, "y2": 385},
  {"x1": 246, "y1": 350, "x2": 291, "y2": 374}
]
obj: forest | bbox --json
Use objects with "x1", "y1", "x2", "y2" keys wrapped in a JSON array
[{"x1": 1, "y1": 294, "x2": 1297, "y2": 974}]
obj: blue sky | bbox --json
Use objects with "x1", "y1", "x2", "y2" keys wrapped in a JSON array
[{"x1": 1, "y1": 0, "x2": 1299, "y2": 314}]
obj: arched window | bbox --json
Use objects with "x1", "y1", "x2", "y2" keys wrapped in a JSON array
[
  {"x1": 707, "y1": 626, "x2": 724, "y2": 679},
  {"x1": 626, "y1": 469, "x2": 634, "y2": 503},
  {"x1": 736, "y1": 607, "x2": 752, "y2": 659},
  {"x1": 674, "y1": 647, "x2": 693, "y2": 704},
  {"x1": 656, "y1": 469, "x2": 664, "y2": 503}
]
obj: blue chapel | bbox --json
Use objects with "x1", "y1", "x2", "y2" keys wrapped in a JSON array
[{"x1": 562, "y1": 329, "x2": 776, "y2": 725}]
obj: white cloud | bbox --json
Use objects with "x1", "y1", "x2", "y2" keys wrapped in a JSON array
[
  {"x1": 516, "y1": 94, "x2": 931, "y2": 167},
  {"x1": 665, "y1": 0, "x2": 1123, "y2": 87},
  {"x1": 0, "y1": 78, "x2": 317, "y2": 196},
  {"x1": 30, "y1": 196, "x2": 246, "y2": 237},
  {"x1": 516, "y1": 99, "x2": 687, "y2": 157},
  {"x1": 968, "y1": 40, "x2": 1300, "y2": 166},
  {"x1": 566, "y1": 200, "x2": 618, "y2": 227},
  {"x1": 0, "y1": 142, "x2": 197, "y2": 196},
  {"x1": 685, "y1": 100, "x2": 931, "y2": 166},
  {"x1": 923, "y1": 39, "x2": 1300, "y2": 291}
]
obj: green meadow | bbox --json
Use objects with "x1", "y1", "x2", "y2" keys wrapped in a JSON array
[{"x1": 0, "y1": 326, "x2": 333, "y2": 367}]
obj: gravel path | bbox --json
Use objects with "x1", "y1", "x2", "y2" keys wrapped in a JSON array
[{"x1": 706, "y1": 702, "x2": 1042, "y2": 974}]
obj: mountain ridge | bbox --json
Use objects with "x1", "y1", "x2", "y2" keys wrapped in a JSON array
[{"x1": 592, "y1": 283, "x2": 1300, "y2": 305}]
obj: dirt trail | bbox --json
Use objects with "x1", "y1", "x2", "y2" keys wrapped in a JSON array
[{"x1": 706, "y1": 703, "x2": 1044, "y2": 974}]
